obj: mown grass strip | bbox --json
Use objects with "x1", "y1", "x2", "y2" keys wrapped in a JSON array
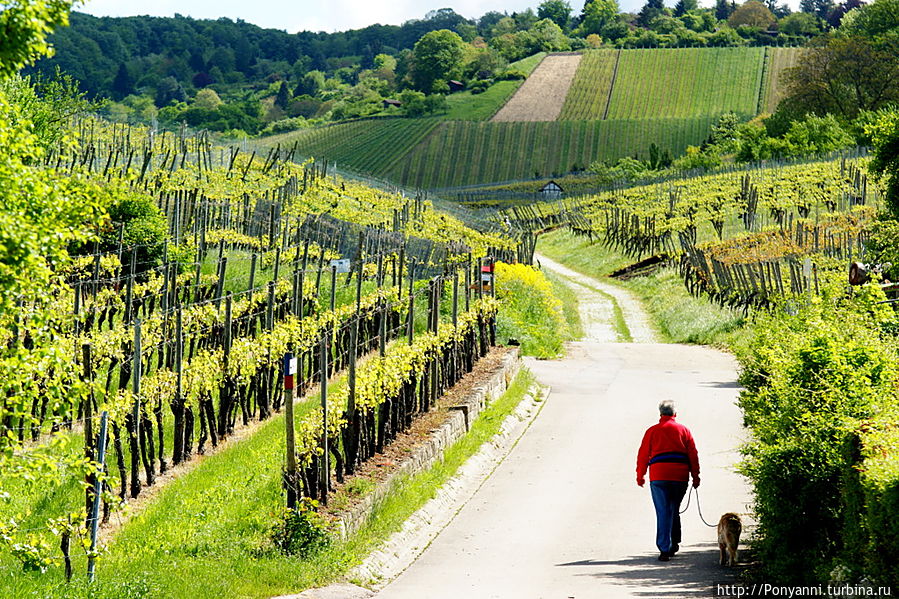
[
  {"x1": 4, "y1": 358, "x2": 537, "y2": 599},
  {"x1": 537, "y1": 229, "x2": 747, "y2": 347}
]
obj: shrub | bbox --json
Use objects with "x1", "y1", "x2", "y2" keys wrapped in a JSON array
[
  {"x1": 270, "y1": 498, "x2": 331, "y2": 558},
  {"x1": 494, "y1": 262, "x2": 568, "y2": 358},
  {"x1": 100, "y1": 192, "x2": 167, "y2": 272},
  {"x1": 737, "y1": 274, "x2": 899, "y2": 583},
  {"x1": 497, "y1": 69, "x2": 527, "y2": 80}
]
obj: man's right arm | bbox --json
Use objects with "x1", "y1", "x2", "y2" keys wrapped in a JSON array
[{"x1": 636, "y1": 429, "x2": 651, "y2": 487}]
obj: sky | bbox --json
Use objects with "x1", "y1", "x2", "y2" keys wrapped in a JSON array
[{"x1": 76, "y1": 0, "x2": 761, "y2": 35}]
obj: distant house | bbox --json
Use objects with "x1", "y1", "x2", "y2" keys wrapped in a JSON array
[
  {"x1": 383, "y1": 99, "x2": 402, "y2": 109},
  {"x1": 448, "y1": 80, "x2": 465, "y2": 93},
  {"x1": 539, "y1": 180, "x2": 564, "y2": 198}
]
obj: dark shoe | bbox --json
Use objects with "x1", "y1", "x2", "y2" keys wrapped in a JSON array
[
  {"x1": 670, "y1": 544, "x2": 679, "y2": 555},
  {"x1": 658, "y1": 553, "x2": 670, "y2": 561}
]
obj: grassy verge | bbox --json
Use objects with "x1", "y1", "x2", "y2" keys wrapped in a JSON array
[
  {"x1": 543, "y1": 269, "x2": 584, "y2": 341},
  {"x1": 538, "y1": 229, "x2": 749, "y2": 348},
  {"x1": 2, "y1": 366, "x2": 536, "y2": 599}
]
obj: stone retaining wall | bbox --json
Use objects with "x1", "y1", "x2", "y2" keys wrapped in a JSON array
[{"x1": 336, "y1": 348, "x2": 521, "y2": 539}]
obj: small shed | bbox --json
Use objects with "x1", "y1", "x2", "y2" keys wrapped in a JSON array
[
  {"x1": 539, "y1": 180, "x2": 564, "y2": 198},
  {"x1": 383, "y1": 98, "x2": 402, "y2": 109},
  {"x1": 448, "y1": 80, "x2": 465, "y2": 93}
]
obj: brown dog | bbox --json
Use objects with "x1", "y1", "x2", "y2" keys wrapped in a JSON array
[{"x1": 717, "y1": 513, "x2": 742, "y2": 566}]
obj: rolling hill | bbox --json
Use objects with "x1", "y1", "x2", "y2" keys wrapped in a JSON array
[{"x1": 263, "y1": 46, "x2": 803, "y2": 189}]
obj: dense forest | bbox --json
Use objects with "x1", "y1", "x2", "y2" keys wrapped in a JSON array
[{"x1": 28, "y1": 0, "x2": 864, "y2": 136}]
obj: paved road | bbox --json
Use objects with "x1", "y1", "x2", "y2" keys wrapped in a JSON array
[{"x1": 374, "y1": 264, "x2": 751, "y2": 599}]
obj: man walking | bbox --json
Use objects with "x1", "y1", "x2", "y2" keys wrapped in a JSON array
[{"x1": 636, "y1": 400, "x2": 700, "y2": 561}]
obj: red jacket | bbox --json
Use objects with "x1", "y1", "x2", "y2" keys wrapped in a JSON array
[{"x1": 636, "y1": 415, "x2": 699, "y2": 484}]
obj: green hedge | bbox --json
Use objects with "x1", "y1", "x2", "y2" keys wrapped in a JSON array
[
  {"x1": 737, "y1": 274, "x2": 899, "y2": 584},
  {"x1": 842, "y1": 415, "x2": 899, "y2": 588}
]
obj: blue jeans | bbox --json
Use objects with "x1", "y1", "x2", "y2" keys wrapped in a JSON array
[{"x1": 650, "y1": 480, "x2": 688, "y2": 554}]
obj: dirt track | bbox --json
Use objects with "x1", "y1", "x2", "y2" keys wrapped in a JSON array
[{"x1": 491, "y1": 53, "x2": 582, "y2": 122}]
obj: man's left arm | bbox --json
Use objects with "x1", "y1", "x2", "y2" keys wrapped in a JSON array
[{"x1": 686, "y1": 432, "x2": 700, "y2": 488}]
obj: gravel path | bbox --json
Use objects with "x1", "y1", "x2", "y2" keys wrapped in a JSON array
[
  {"x1": 491, "y1": 54, "x2": 582, "y2": 122},
  {"x1": 535, "y1": 252, "x2": 658, "y2": 344}
]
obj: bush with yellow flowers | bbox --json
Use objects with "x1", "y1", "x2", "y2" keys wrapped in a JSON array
[{"x1": 494, "y1": 262, "x2": 568, "y2": 358}]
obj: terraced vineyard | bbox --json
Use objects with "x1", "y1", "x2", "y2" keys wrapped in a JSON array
[
  {"x1": 605, "y1": 47, "x2": 765, "y2": 119},
  {"x1": 264, "y1": 118, "x2": 440, "y2": 177},
  {"x1": 388, "y1": 117, "x2": 717, "y2": 189},
  {"x1": 260, "y1": 47, "x2": 804, "y2": 188},
  {"x1": 760, "y1": 47, "x2": 804, "y2": 114}
]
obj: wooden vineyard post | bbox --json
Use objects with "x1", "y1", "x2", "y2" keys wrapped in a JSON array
[
  {"x1": 248, "y1": 253, "x2": 257, "y2": 296},
  {"x1": 330, "y1": 264, "x2": 337, "y2": 313},
  {"x1": 173, "y1": 307, "x2": 185, "y2": 464},
  {"x1": 379, "y1": 301, "x2": 387, "y2": 357},
  {"x1": 82, "y1": 343, "x2": 94, "y2": 516},
  {"x1": 477, "y1": 257, "x2": 484, "y2": 301},
  {"x1": 398, "y1": 247, "x2": 405, "y2": 297},
  {"x1": 346, "y1": 315, "x2": 359, "y2": 474},
  {"x1": 215, "y1": 256, "x2": 228, "y2": 309},
  {"x1": 130, "y1": 320, "x2": 142, "y2": 499},
  {"x1": 465, "y1": 254, "x2": 471, "y2": 312},
  {"x1": 320, "y1": 336, "x2": 329, "y2": 506},
  {"x1": 348, "y1": 316, "x2": 358, "y2": 415},
  {"x1": 429, "y1": 278, "x2": 439, "y2": 410},
  {"x1": 489, "y1": 258, "x2": 496, "y2": 346},
  {"x1": 452, "y1": 270, "x2": 459, "y2": 327},
  {"x1": 283, "y1": 351, "x2": 297, "y2": 509},
  {"x1": 452, "y1": 271, "x2": 459, "y2": 383},
  {"x1": 407, "y1": 291, "x2": 415, "y2": 345},
  {"x1": 125, "y1": 248, "x2": 136, "y2": 322},
  {"x1": 87, "y1": 411, "x2": 108, "y2": 583}
]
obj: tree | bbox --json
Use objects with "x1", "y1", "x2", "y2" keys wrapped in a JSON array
[
  {"x1": 579, "y1": 0, "x2": 620, "y2": 35},
  {"x1": 637, "y1": 0, "x2": 666, "y2": 27},
  {"x1": 0, "y1": 0, "x2": 73, "y2": 78},
  {"x1": 154, "y1": 76, "x2": 187, "y2": 107},
  {"x1": 783, "y1": 36, "x2": 899, "y2": 120},
  {"x1": 715, "y1": 0, "x2": 736, "y2": 20},
  {"x1": 275, "y1": 80, "x2": 290, "y2": 110},
  {"x1": 532, "y1": 18, "x2": 573, "y2": 51},
  {"x1": 0, "y1": 3, "x2": 116, "y2": 569},
  {"x1": 779, "y1": 12, "x2": 821, "y2": 35},
  {"x1": 112, "y1": 62, "x2": 134, "y2": 99},
  {"x1": 867, "y1": 108, "x2": 899, "y2": 217},
  {"x1": 728, "y1": 0, "x2": 777, "y2": 28},
  {"x1": 411, "y1": 29, "x2": 466, "y2": 93},
  {"x1": 799, "y1": 0, "x2": 835, "y2": 19},
  {"x1": 193, "y1": 88, "x2": 223, "y2": 110},
  {"x1": 840, "y1": 0, "x2": 899, "y2": 38},
  {"x1": 538, "y1": 0, "x2": 573, "y2": 30},
  {"x1": 674, "y1": 0, "x2": 699, "y2": 17},
  {"x1": 825, "y1": 0, "x2": 863, "y2": 27}
]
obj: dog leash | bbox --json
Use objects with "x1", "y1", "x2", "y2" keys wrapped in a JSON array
[{"x1": 679, "y1": 486, "x2": 717, "y2": 528}]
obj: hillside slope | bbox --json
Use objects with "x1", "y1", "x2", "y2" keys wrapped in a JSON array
[
  {"x1": 491, "y1": 54, "x2": 581, "y2": 122},
  {"x1": 261, "y1": 47, "x2": 799, "y2": 189}
]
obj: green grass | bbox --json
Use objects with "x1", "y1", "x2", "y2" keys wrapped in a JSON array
[
  {"x1": 1, "y1": 366, "x2": 537, "y2": 599},
  {"x1": 537, "y1": 229, "x2": 748, "y2": 347},
  {"x1": 443, "y1": 53, "x2": 546, "y2": 121},
  {"x1": 544, "y1": 269, "x2": 584, "y2": 341},
  {"x1": 606, "y1": 47, "x2": 764, "y2": 120}
]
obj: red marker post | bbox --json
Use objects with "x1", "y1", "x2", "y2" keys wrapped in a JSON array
[{"x1": 283, "y1": 352, "x2": 298, "y2": 509}]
